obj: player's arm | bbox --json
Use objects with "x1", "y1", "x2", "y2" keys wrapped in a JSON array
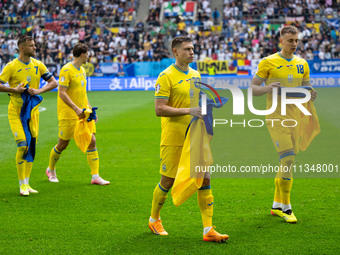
[
  {"x1": 59, "y1": 86, "x2": 85, "y2": 119},
  {"x1": 155, "y1": 98, "x2": 202, "y2": 118},
  {"x1": 302, "y1": 61, "x2": 317, "y2": 101},
  {"x1": 250, "y1": 76, "x2": 281, "y2": 96},
  {"x1": 27, "y1": 63, "x2": 58, "y2": 95},
  {"x1": 250, "y1": 58, "x2": 281, "y2": 96},
  {"x1": 0, "y1": 64, "x2": 26, "y2": 93},
  {"x1": 0, "y1": 82, "x2": 26, "y2": 93},
  {"x1": 27, "y1": 76, "x2": 58, "y2": 95}
]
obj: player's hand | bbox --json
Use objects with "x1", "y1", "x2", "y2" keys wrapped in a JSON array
[
  {"x1": 13, "y1": 85, "x2": 26, "y2": 94},
  {"x1": 75, "y1": 107, "x2": 85, "y2": 119},
  {"x1": 265, "y1": 82, "x2": 281, "y2": 94},
  {"x1": 190, "y1": 107, "x2": 203, "y2": 119},
  {"x1": 27, "y1": 88, "x2": 41, "y2": 96},
  {"x1": 311, "y1": 90, "x2": 317, "y2": 101}
]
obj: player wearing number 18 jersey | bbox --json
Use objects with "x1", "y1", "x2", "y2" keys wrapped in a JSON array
[{"x1": 251, "y1": 26, "x2": 319, "y2": 223}]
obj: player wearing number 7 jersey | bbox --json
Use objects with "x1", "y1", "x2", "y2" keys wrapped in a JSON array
[
  {"x1": 250, "y1": 26, "x2": 320, "y2": 223},
  {"x1": 0, "y1": 35, "x2": 58, "y2": 196}
]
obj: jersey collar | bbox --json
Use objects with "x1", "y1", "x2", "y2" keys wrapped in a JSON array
[
  {"x1": 71, "y1": 63, "x2": 81, "y2": 71},
  {"x1": 17, "y1": 57, "x2": 31, "y2": 65},
  {"x1": 172, "y1": 64, "x2": 189, "y2": 75},
  {"x1": 277, "y1": 52, "x2": 294, "y2": 62}
]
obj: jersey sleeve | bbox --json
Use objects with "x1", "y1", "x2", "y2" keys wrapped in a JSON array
[
  {"x1": 302, "y1": 61, "x2": 310, "y2": 86},
  {"x1": 38, "y1": 61, "x2": 53, "y2": 81},
  {"x1": 0, "y1": 63, "x2": 13, "y2": 84},
  {"x1": 155, "y1": 72, "x2": 171, "y2": 99},
  {"x1": 58, "y1": 67, "x2": 70, "y2": 87},
  {"x1": 255, "y1": 58, "x2": 269, "y2": 80}
]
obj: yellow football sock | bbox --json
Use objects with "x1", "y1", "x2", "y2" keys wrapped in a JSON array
[
  {"x1": 87, "y1": 149, "x2": 99, "y2": 175},
  {"x1": 273, "y1": 178, "x2": 282, "y2": 204},
  {"x1": 25, "y1": 162, "x2": 33, "y2": 178},
  {"x1": 198, "y1": 186, "x2": 213, "y2": 228},
  {"x1": 49, "y1": 146, "x2": 61, "y2": 170},
  {"x1": 278, "y1": 153, "x2": 295, "y2": 205},
  {"x1": 16, "y1": 144, "x2": 27, "y2": 181},
  {"x1": 151, "y1": 183, "x2": 168, "y2": 220}
]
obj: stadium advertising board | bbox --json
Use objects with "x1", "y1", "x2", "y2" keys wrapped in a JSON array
[
  {"x1": 80, "y1": 75, "x2": 340, "y2": 91},
  {"x1": 197, "y1": 61, "x2": 237, "y2": 74},
  {"x1": 309, "y1": 60, "x2": 340, "y2": 73}
]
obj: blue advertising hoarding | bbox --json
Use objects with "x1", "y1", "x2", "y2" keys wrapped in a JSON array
[
  {"x1": 84, "y1": 74, "x2": 340, "y2": 91},
  {"x1": 309, "y1": 60, "x2": 340, "y2": 74}
]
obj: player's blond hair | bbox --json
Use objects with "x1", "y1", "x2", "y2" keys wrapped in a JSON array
[{"x1": 280, "y1": 26, "x2": 299, "y2": 37}]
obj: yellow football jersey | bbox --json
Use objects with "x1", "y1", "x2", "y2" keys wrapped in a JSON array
[
  {"x1": 0, "y1": 58, "x2": 52, "y2": 108},
  {"x1": 255, "y1": 52, "x2": 310, "y2": 119},
  {"x1": 155, "y1": 64, "x2": 201, "y2": 146},
  {"x1": 57, "y1": 62, "x2": 88, "y2": 120}
]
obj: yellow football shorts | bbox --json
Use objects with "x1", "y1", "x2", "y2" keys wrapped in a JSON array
[
  {"x1": 267, "y1": 122, "x2": 299, "y2": 154},
  {"x1": 159, "y1": 146, "x2": 183, "y2": 178},
  {"x1": 8, "y1": 104, "x2": 39, "y2": 144},
  {"x1": 59, "y1": 119, "x2": 96, "y2": 141}
]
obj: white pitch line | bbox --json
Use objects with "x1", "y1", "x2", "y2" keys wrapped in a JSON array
[{"x1": 0, "y1": 107, "x2": 47, "y2": 117}]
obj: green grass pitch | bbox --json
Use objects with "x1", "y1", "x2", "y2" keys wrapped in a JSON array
[{"x1": 0, "y1": 88, "x2": 339, "y2": 254}]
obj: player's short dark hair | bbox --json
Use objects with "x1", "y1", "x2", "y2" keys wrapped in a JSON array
[
  {"x1": 72, "y1": 43, "x2": 88, "y2": 57},
  {"x1": 280, "y1": 26, "x2": 299, "y2": 37},
  {"x1": 17, "y1": 35, "x2": 33, "y2": 47},
  {"x1": 171, "y1": 36, "x2": 192, "y2": 50}
]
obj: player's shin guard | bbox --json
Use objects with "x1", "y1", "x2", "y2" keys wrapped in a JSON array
[
  {"x1": 49, "y1": 146, "x2": 61, "y2": 170},
  {"x1": 87, "y1": 149, "x2": 99, "y2": 175},
  {"x1": 16, "y1": 142, "x2": 27, "y2": 182},
  {"x1": 278, "y1": 152, "x2": 295, "y2": 206},
  {"x1": 198, "y1": 185, "x2": 213, "y2": 228},
  {"x1": 151, "y1": 183, "x2": 169, "y2": 220}
]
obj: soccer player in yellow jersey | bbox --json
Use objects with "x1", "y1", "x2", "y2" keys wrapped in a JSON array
[
  {"x1": 46, "y1": 43, "x2": 109, "y2": 185},
  {"x1": 0, "y1": 35, "x2": 58, "y2": 196},
  {"x1": 149, "y1": 36, "x2": 229, "y2": 242},
  {"x1": 251, "y1": 26, "x2": 317, "y2": 223}
]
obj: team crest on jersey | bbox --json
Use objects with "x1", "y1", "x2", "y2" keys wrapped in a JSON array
[
  {"x1": 25, "y1": 68, "x2": 31, "y2": 71},
  {"x1": 189, "y1": 88, "x2": 194, "y2": 98},
  {"x1": 26, "y1": 76, "x2": 31, "y2": 82},
  {"x1": 288, "y1": 74, "x2": 293, "y2": 83},
  {"x1": 60, "y1": 76, "x2": 65, "y2": 82},
  {"x1": 155, "y1": 84, "x2": 161, "y2": 93}
]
